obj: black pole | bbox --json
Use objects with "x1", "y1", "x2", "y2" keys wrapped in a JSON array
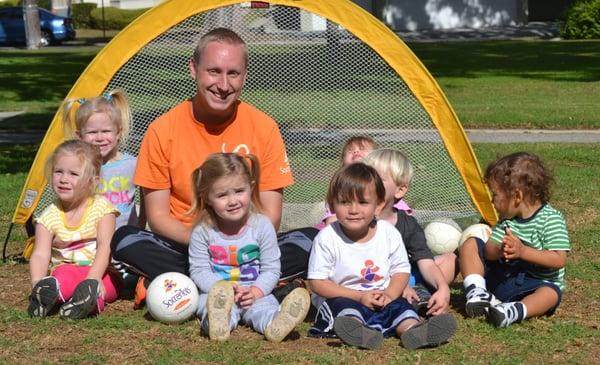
[
  {"x1": 101, "y1": 0, "x2": 106, "y2": 40},
  {"x1": 2, "y1": 223, "x2": 15, "y2": 262}
]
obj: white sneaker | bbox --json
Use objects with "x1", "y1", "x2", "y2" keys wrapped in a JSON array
[{"x1": 465, "y1": 284, "x2": 499, "y2": 318}]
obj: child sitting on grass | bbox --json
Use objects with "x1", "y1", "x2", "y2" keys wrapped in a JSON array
[
  {"x1": 460, "y1": 152, "x2": 570, "y2": 327},
  {"x1": 363, "y1": 149, "x2": 456, "y2": 316},
  {"x1": 188, "y1": 153, "x2": 310, "y2": 342},
  {"x1": 307, "y1": 163, "x2": 456, "y2": 350}
]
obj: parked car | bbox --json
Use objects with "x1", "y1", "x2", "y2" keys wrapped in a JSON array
[{"x1": 0, "y1": 7, "x2": 76, "y2": 46}]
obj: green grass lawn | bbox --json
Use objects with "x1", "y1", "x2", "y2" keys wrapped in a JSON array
[
  {"x1": 1, "y1": 32, "x2": 599, "y2": 363},
  {"x1": 0, "y1": 143, "x2": 598, "y2": 363},
  {"x1": 0, "y1": 38, "x2": 599, "y2": 130}
]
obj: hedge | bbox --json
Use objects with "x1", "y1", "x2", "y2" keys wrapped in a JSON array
[
  {"x1": 72, "y1": 3, "x2": 97, "y2": 28},
  {"x1": 561, "y1": 0, "x2": 600, "y2": 39},
  {"x1": 90, "y1": 6, "x2": 149, "y2": 30}
]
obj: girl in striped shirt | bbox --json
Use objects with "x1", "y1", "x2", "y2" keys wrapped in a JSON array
[{"x1": 28, "y1": 140, "x2": 120, "y2": 320}]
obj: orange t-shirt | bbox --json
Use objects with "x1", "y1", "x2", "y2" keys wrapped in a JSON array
[{"x1": 134, "y1": 100, "x2": 294, "y2": 227}]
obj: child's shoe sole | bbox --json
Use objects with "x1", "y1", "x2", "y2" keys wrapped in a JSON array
[
  {"x1": 59, "y1": 279, "x2": 99, "y2": 320},
  {"x1": 207, "y1": 281, "x2": 234, "y2": 341},
  {"x1": 265, "y1": 287, "x2": 310, "y2": 342},
  {"x1": 333, "y1": 316, "x2": 384, "y2": 350},
  {"x1": 465, "y1": 301, "x2": 490, "y2": 318},
  {"x1": 28, "y1": 276, "x2": 60, "y2": 318},
  {"x1": 400, "y1": 313, "x2": 457, "y2": 350}
]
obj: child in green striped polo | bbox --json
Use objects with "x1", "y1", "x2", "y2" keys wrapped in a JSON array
[{"x1": 459, "y1": 152, "x2": 570, "y2": 327}]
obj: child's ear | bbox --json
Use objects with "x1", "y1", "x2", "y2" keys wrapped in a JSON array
[
  {"x1": 394, "y1": 184, "x2": 408, "y2": 200},
  {"x1": 514, "y1": 189, "x2": 523, "y2": 206},
  {"x1": 375, "y1": 200, "x2": 385, "y2": 216}
]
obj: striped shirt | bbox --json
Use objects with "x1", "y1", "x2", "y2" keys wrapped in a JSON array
[
  {"x1": 489, "y1": 203, "x2": 570, "y2": 290},
  {"x1": 36, "y1": 195, "x2": 119, "y2": 267}
]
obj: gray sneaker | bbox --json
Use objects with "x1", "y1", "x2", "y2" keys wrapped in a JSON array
[
  {"x1": 400, "y1": 313, "x2": 457, "y2": 350},
  {"x1": 59, "y1": 279, "x2": 99, "y2": 320},
  {"x1": 333, "y1": 316, "x2": 384, "y2": 350},
  {"x1": 265, "y1": 287, "x2": 310, "y2": 342},
  {"x1": 28, "y1": 276, "x2": 60, "y2": 318}
]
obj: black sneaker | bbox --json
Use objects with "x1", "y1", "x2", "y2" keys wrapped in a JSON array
[
  {"x1": 28, "y1": 276, "x2": 60, "y2": 318},
  {"x1": 412, "y1": 284, "x2": 432, "y2": 316},
  {"x1": 333, "y1": 316, "x2": 384, "y2": 350},
  {"x1": 465, "y1": 284, "x2": 499, "y2": 318},
  {"x1": 272, "y1": 278, "x2": 305, "y2": 303},
  {"x1": 400, "y1": 313, "x2": 457, "y2": 350},
  {"x1": 59, "y1": 279, "x2": 99, "y2": 320}
]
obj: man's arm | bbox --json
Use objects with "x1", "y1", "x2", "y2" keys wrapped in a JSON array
[
  {"x1": 259, "y1": 189, "x2": 283, "y2": 231},
  {"x1": 144, "y1": 188, "x2": 191, "y2": 244}
]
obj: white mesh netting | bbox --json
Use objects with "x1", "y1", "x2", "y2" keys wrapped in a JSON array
[{"x1": 34, "y1": 4, "x2": 481, "y2": 231}]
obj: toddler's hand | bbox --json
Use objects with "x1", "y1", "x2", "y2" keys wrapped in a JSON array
[
  {"x1": 502, "y1": 227, "x2": 524, "y2": 260},
  {"x1": 233, "y1": 285, "x2": 262, "y2": 309},
  {"x1": 402, "y1": 286, "x2": 419, "y2": 305},
  {"x1": 360, "y1": 290, "x2": 385, "y2": 310}
]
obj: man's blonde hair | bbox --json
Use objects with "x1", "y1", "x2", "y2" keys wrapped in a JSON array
[{"x1": 192, "y1": 28, "x2": 248, "y2": 67}]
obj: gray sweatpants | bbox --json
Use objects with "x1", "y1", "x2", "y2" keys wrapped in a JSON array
[{"x1": 198, "y1": 293, "x2": 280, "y2": 334}]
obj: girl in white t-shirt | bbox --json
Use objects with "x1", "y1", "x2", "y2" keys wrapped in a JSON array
[{"x1": 307, "y1": 162, "x2": 456, "y2": 350}]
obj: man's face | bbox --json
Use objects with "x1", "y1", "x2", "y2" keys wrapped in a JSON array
[{"x1": 189, "y1": 41, "x2": 247, "y2": 123}]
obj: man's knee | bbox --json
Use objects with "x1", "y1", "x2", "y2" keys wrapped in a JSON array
[{"x1": 111, "y1": 225, "x2": 144, "y2": 251}]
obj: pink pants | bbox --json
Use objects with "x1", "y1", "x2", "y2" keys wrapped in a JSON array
[{"x1": 51, "y1": 264, "x2": 121, "y2": 313}]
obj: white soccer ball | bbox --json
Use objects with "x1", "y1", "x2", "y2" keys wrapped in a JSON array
[
  {"x1": 459, "y1": 223, "x2": 492, "y2": 245},
  {"x1": 146, "y1": 272, "x2": 200, "y2": 324},
  {"x1": 424, "y1": 218, "x2": 463, "y2": 255}
]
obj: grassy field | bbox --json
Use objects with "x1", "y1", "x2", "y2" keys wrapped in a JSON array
[
  {"x1": 1, "y1": 142, "x2": 599, "y2": 364},
  {"x1": 1, "y1": 32, "x2": 599, "y2": 363},
  {"x1": 0, "y1": 39, "x2": 599, "y2": 130}
]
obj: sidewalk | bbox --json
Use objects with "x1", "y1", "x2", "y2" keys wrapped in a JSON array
[{"x1": 397, "y1": 21, "x2": 560, "y2": 42}]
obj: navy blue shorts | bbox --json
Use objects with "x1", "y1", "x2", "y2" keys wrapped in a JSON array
[
  {"x1": 308, "y1": 296, "x2": 418, "y2": 338},
  {"x1": 475, "y1": 238, "x2": 562, "y2": 313}
]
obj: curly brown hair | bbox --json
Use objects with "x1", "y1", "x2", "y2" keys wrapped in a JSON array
[{"x1": 484, "y1": 152, "x2": 553, "y2": 204}]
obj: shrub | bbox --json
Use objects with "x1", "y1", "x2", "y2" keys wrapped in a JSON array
[
  {"x1": 37, "y1": 0, "x2": 50, "y2": 10},
  {"x1": 90, "y1": 6, "x2": 149, "y2": 30},
  {"x1": 0, "y1": 0, "x2": 21, "y2": 7},
  {"x1": 561, "y1": 0, "x2": 600, "y2": 39},
  {"x1": 72, "y1": 3, "x2": 97, "y2": 28}
]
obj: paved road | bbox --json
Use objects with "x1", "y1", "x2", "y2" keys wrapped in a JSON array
[{"x1": 2, "y1": 127, "x2": 599, "y2": 145}]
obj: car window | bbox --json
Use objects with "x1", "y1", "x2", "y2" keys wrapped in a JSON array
[
  {"x1": 0, "y1": 9, "x2": 16, "y2": 20},
  {"x1": 10, "y1": 9, "x2": 23, "y2": 20}
]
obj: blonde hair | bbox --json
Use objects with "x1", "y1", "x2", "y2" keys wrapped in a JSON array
[
  {"x1": 326, "y1": 162, "x2": 385, "y2": 210},
  {"x1": 45, "y1": 139, "x2": 102, "y2": 201},
  {"x1": 62, "y1": 89, "x2": 131, "y2": 147},
  {"x1": 363, "y1": 148, "x2": 414, "y2": 187},
  {"x1": 192, "y1": 28, "x2": 248, "y2": 68},
  {"x1": 189, "y1": 153, "x2": 261, "y2": 227}
]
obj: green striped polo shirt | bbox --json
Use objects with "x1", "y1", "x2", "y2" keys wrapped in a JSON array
[{"x1": 489, "y1": 203, "x2": 570, "y2": 291}]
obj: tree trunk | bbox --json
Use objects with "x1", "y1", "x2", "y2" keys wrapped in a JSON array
[{"x1": 23, "y1": 0, "x2": 41, "y2": 50}]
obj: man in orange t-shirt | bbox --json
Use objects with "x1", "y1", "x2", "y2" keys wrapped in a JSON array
[{"x1": 111, "y1": 28, "x2": 293, "y2": 305}]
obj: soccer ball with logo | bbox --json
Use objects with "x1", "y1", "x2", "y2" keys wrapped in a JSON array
[
  {"x1": 146, "y1": 272, "x2": 200, "y2": 324},
  {"x1": 423, "y1": 218, "x2": 463, "y2": 255}
]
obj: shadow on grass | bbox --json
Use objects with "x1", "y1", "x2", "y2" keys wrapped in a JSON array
[
  {"x1": 0, "y1": 144, "x2": 38, "y2": 174},
  {"x1": 0, "y1": 111, "x2": 56, "y2": 132},
  {"x1": 409, "y1": 40, "x2": 600, "y2": 82}
]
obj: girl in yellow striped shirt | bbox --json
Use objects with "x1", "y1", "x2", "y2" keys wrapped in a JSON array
[{"x1": 28, "y1": 140, "x2": 120, "y2": 320}]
